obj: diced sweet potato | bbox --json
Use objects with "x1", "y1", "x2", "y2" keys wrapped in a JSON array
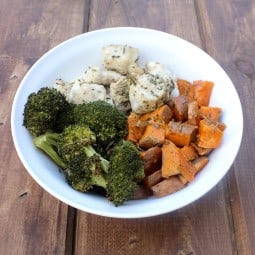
[
  {"x1": 166, "y1": 121, "x2": 198, "y2": 147},
  {"x1": 199, "y1": 106, "x2": 222, "y2": 121},
  {"x1": 191, "y1": 143, "x2": 212, "y2": 156},
  {"x1": 131, "y1": 185, "x2": 153, "y2": 200},
  {"x1": 139, "y1": 122, "x2": 165, "y2": 149},
  {"x1": 192, "y1": 156, "x2": 209, "y2": 174},
  {"x1": 161, "y1": 141, "x2": 195, "y2": 182},
  {"x1": 143, "y1": 170, "x2": 163, "y2": 188},
  {"x1": 178, "y1": 174, "x2": 188, "y2": 185},
  {"x1": 141, "y1": 147, "x2": 162, "y2": 175},
  {"x1": 187, "y1": 101, "x2": 200, "y2": 126},
  {"x1": 172, "y1": 95, "x2": 189, "y2": 122},
  {"x1": 161, "y1": 141, "x2": 181, "y2": 177},
  {"x1": 140, "y1": 104, "x2": 173, "y2": 124},
  {"x1": 151, "y1": 176, "x2": 185, "y2": 197},
  {"x1": 127, "y1": 112, "x2": 144, "y2": 143},
  {"x1": 196, "y1": 119, "x2": 223, "y2": 148},
  {"x1": 177, "y1": 79, "x2": 196, "y2": 102},
  {"x1": 177, "y1": 79, "x2": 192, "y2": 95},
  {"x1": 178, "y1": 152, "x2": 196, "y2": 182},
  {"x1": 193, "y1": 80, "x2": 214, "y2": 106},
  {"x1": 181, "y1": 145, "x2": 198, "y2": 161},
  {"x1": 216, "y1": 122, "x2": 227, "y2": 131}
]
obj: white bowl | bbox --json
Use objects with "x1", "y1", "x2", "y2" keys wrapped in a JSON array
[{"x1": 11, "y1": 27, "x2": 243, "y2": 218}]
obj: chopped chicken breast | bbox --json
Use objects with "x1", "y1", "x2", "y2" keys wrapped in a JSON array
[
  {"x1": 52, "y1": 79, "x2": 72, "y2": 98},
  {"x1": 103, "y1": 45, "x2": 143, "y2": 75},
  {"x1": 68, "y1": 80, "x2": 107, "y2": 104},
  {"x1": 78, "y1": 67, "x2": 123, "y2": 86},
  {"x1": 129, "y1": 73, "x2": 174, "y2": 114},
  {"x1": 110, "y1": 77, "x2": 133, "y2": 112}
]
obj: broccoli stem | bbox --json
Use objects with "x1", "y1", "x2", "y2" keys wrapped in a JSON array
[
  {"x1": 33, "y1": 133, "x2": 66, "y2": 169},
  {"x1": 91, "y1": 174, "x2": 107, "y2": 189},
  {"x1": 84, "y1": 145, "x2": 109, "y2": 173}
]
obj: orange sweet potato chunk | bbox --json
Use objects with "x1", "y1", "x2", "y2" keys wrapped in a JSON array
[
  {"x1": 192, "y1": 156, "x2": 209, "y2": 175},
  {"x1": 187, "y1": 101, "x2": 200, "y2": 126},
  {"x1": 166, "y1": 121, "x2": 198, "y2": 147},
  {"x1": 127, "y1": 112, "x2": 143, "y2": 143},
  {"x1": 140, "y1": 104, "x2": 173, "y2": 124},
  {"x1": 172, "y1": 95, "x2": 189, "y2": 122},
  {"x1": 177, "y1": 79, "x2": 196, "y2": 102},
  {"x1": 199, "y1": 106, "x2": 222, "y2": 121},
  {"x1": 141, "y1": 146, "x2": 162, "y2": 176},
  {"x1": 161, "y1": 141, "x2": 181, "y2": 178},
  {"x1": 161, "y1": 141, "x2": 195, "y2": 182},
  {"x1": 151, "y1": 176, "x2": 185, "y2": 197},
  {"x1": 181, "y1": 145, "x2": 198, "y2": 161},
  {"x1": 143, "y1": 170, "x2": 163, "y2": 188},
  {"x1": 196, "y1": 119, "x2": 223, "y2": 148},
  {"x1": 139, "y1": 123, "x2": 165, "y2": 149},
  {"x1": 193, "y1": 80, "x2": 214, "y2": 106}
]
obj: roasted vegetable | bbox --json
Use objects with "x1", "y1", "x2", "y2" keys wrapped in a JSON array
[
  {"x1": 107, "y1": 140, "x2": 145, "y2": 206},
  {"x1": 23, "y1": 87, "x2": 70, "y2": 137},
  {"x1": 73, "y1": 100, "x2": 128, "y2": 150}
]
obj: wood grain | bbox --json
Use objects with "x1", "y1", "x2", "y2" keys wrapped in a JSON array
[
  {"x1": 1, "y1": 0, "x2": 255, "y2": 254},
  {"x1": 196, "y1": 1, "x2": 255, "y2": 254},
  {"x1": 0, "y1": 0, "x2": 86, "y2": 254}
]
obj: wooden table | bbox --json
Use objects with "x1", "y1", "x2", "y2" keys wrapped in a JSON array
[{"x1": 1, "y1": 0, "x2": 254, "y2": 254}]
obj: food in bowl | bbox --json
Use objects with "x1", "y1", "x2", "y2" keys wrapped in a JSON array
[{"x1": 22, "y1": 44, "x2": 226, "y2": 206}]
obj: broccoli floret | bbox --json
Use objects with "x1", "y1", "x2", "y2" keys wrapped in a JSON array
[
  {"x1": 73, "y1": 100, "x2": 128, "y2": 149},
  {"x1": 54, "y1": 103, "x2": 76, "y2": 132},
  {"x1": 107, "y1": 140, "x2": 145, "y2": 206},
  {"x1": 33, "y1": 125, "x2": 109, "y2": 193},
  {"x1": 23, "y1": 87, "x2": 70, "y2": 137},
  {"x1": 65, "y1": 153, "x2": 107, "y2": 192},
  {"x1": 33, "y1": 132, "x2": 66, "y2": 169}
]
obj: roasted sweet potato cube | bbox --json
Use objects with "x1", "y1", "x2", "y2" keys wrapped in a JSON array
[
  {"x1": 199, "y1": 106, "x2": 222, "y2": 121},
  {"x1": 192, "y1": 156, "x2": 209, "y2": 174},
  {"x1": 127, "y1": 112, "x2": 144, "y2": 143},
  {"x1": 140, "y1": 104, "x2": 173, "y2": 124},
  {"x1": 177, "y1": 79, "x2": 192, "y2": 95},
  {"x1": 151, "y1": 176, "x2": 185, "y2": 197},
  {"x1": 181, "y1": 145, "x2": 198, "y2": 161},
  {"x1": 177, "y1": 79, "x2": 196, "y2": 102},
  {"x1": 187, "y1": 101, "x2": 200, "y2": 126},
  {"x1": 143, "y1": 170, "x2": 163, "y2": 188},
  {"x1": 172, "y1": 95, "x2": 189, "y2": 121},
  {"x1": 196, "y1": 119, "x2": 223, "y2": 148},
  {"x1": 141, "y1": 147, "x2": 162, "y2": 175},
  {"x1": 191, "y1": 143, "x2": 212, "y2": 156},
  {"x1": 131, "y1": 185, "x2": 153, "y2": 200},
  {"x1": 193, "y1": 80, "x2": 214, "y2": 106},
  {"x1": 161, "y1": 141, "x2": 195, "y2": 182},
  {"x1": 161, "y1": 141, "x2": 181, "y2": 178},
  {"x1": 166, "y1": 121, "x2": 198, "y2": 147},
  {"x1": 139, "y1": 122, "x2": 165, "y2": 149}
]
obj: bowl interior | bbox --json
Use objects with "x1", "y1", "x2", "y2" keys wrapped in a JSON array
[{"x1": 11, "y1": 27, "x2": 243, "y2": 218}]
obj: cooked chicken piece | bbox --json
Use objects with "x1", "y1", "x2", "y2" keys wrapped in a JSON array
[
  {"x1": 129, "y1": 73, "x2": 174, "y2": 114},
  {"x1": 103, "y1": 45, "x2": 143, "y2": 75},
  {"x1": 78, "y1": 66, "x2": 123, "y2": 86},
  {"x1": 110, "y1": 76, "x2": 133, "y2": 112},
  {"x1": 52, "y1": 79, "x2": 73, "y2": 98},
  {"x1": 68, "y1": 80, "x2": 107, "y2": 104},
  {"x1": 146, "y1": 61, "x2": 176, "y2": 88}
]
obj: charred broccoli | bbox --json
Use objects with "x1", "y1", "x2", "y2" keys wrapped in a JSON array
[
  {"x1": 23, "y1": 87, "x2": 70, "y2": 137},
  {"x1": 33, "y1": 125, "x2": 109, "y2": 192},
  {"x1": 73, "y1": 100, "x2": 128, "y2": 149},
  {"x1": 23, "y1": 87, "x2": 145, "y2": 205},
  {"x1": 107, "y1": 140, "x2": 145, "y2": 206}
]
